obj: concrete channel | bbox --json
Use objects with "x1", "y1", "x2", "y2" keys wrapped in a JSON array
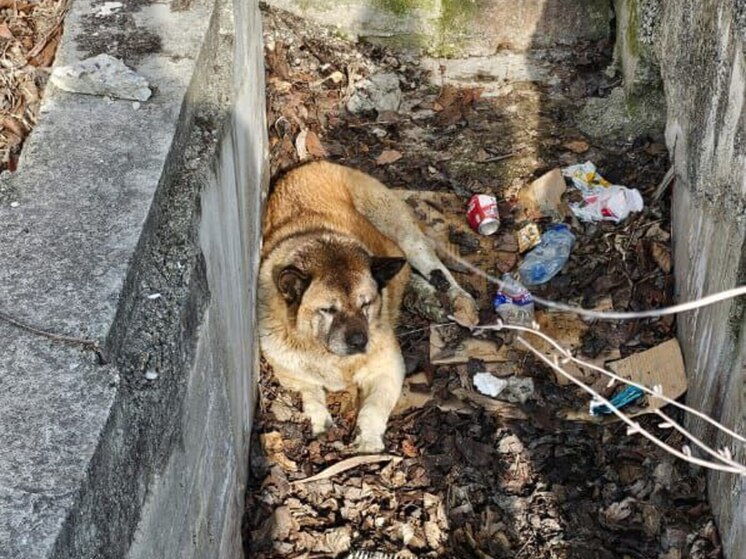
[{"x1": 0, "y1": 0, "x2": 744, "y2": 557}]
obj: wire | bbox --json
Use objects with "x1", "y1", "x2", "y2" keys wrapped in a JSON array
[{"x1": 439, "y1": 246, "x2": 746, "y2": 321}]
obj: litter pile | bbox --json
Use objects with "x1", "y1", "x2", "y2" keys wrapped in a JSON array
[
  {"x1": 246, "y1": 6, "x2": 722, "y2": 558},
  {"x1": 0, "y1": 0, "x2": 66, "y2": 173}
]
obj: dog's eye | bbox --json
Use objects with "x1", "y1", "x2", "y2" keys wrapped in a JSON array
[
  {"x1": 361, "y1": 301, "x2": 371, "y2": 309},
  {"x1": 320, "y1": 307, "x2": 337, "y2": 315}
]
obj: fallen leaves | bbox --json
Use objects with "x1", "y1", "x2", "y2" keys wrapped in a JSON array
[
  {"x1": 375, "y1": 149, "x2": 403, "y2": 165},
  {"x1": 0, "y1": 0, "x2": 66, "y2": 172}
]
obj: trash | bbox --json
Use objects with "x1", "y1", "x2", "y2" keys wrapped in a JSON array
[
  {"x1": 518, "y1": 224, "x2": 575, "y2": 286},
  {"x1": 346, "y1": 72, "x2": 402, "y2": 114},
  {"x1": 466, "y1": 194, "x2": 500, "y2": 235},
  {"x1": 144, "y1": 369, "x2": 158, "y2": 380},
  {"x1": 51, "y1": 54, "x2": 152, "y2": 102},
  {"x1": 473, "y1": 373, "x2": 534, "y2": 404},
  {"x1": 517, "y1": 168, "x2": 567, "y2": 220},
  {"x1": 516, "y1": 222, "x2": 541, "y2": 253},
  {"x1": 493, "y1": 274, "x2": 534, "y2": 326},
  {"x1": 589, "y1": 385, "x2": 645, "y2": 415},
  {"x1": 473, "y1": 372, "x2": 506, "y2": 397},
  {"x1": 564, "y1": 339, "x2": 687, "y2": 422},
  {"x1": 562, "y1": 161, "x2": 612, "y2": 193},
  {"x1": 562, "y1": 161, "x2": 644, "y2": 223},
  {"x1": 571, "y1": 185, "x2": 644, "y2": 223}
]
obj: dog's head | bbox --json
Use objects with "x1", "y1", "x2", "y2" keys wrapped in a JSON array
[{"x1": 273, "y1": 240, "x2": 405, "y2": 356}]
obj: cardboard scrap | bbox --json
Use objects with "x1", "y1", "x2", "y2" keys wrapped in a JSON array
[
  {"x1": 564, "y1": 338, "x2": 687, "y2": 422},
  {"x1": 430, "y1": 324, "x2": 514, "y2": 365},
  {"x1": 516, "y1": 168, "x2": 568, "y2": 221}
]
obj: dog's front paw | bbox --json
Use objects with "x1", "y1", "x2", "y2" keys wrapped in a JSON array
[
  {"x1": 308, "y1": 409, "x2": 334, "y2": 436},
  {"x1": 448, "y1": 287, "x2": 479, "y2": 327},
  {"x1": 353, "y1": 433, "x2": 385, "y2": 454}
]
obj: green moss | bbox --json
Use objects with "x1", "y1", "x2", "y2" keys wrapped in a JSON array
[
  {"x1": 625, "y1": 0, "x2": 640, "y2": 58},
  {"x1": 373, "y1": 0, "x2": 434, "y2": 16},
  {"x1": 429, "y1": 0, "x2": 481, "y2": 58}
]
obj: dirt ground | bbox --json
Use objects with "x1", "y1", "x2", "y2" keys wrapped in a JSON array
[
  {"x1": 244, "y1": 6, "x2": 723, "y2": 559},
  {"x1": 0, "y1": 0, "x2": 65, "y2": 173}
]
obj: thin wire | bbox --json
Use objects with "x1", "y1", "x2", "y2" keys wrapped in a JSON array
[
  {"x1": 469, "y1": 320, "x2": 746, "y2": 445},
  {"x1": 514, "y1": 333, "x2": 746, "y2": 475},
  {"x1": 438, "y1": 244, "x2": 746, "y2": 321}
]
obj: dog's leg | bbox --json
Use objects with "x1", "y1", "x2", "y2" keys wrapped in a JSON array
[
  {"x1": 353, "y1": 343, "x2": 405, "y2": 453},
  {"x1": 299, "y1": 384, "x2": 334, "y2": 435},
  {"x1": 348, "y1": 172, "x2": 479, "y2": 325}
]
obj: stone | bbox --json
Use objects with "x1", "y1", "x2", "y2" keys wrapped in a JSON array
[
  {"x1": 347, "y1": 72, "x2": 402, "y2": 114},
  {"x1": 51, "y1": 53, "x2": 152, "y2": 102}
]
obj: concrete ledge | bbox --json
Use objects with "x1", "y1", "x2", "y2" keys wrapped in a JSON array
[{"x1": 0, "y1": 0, "x2": 267, "y2": 557}]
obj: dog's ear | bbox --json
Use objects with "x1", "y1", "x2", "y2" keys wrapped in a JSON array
[
  {"x1": 370, "y1": 256, "x2": 406, "y2": 290},
  {"x1": 274, "y1": 266, "x2": 311, "y2": 305}
]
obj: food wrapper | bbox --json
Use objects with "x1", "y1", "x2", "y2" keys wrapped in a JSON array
[{"x1": 563, "y1": 161, "x2": 644, "y2": 223}]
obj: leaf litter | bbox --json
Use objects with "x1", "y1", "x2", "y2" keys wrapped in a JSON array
[
  {"x1": 246, "y1": 5, "x2": 722, "y2": 558},
  {"x1": 0, "y1": 0, "x2": 66, "y2": 173}
]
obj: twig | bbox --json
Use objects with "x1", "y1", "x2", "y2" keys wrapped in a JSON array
[
  {"x1": 0, "y1": 308, "x2": 107, "y2": 363},
  {"x1": 291, "y1": 454, "x2": 401, "y2": 485},
  {"x1": 652, "y1": 165, "x2": 675, "y2": 202},
  {"x1": 479, "y1": 150, "x2": 521, "y2": 163}
]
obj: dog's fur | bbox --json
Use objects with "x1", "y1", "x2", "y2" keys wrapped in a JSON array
[{"x1": 258, "y1": 161, "x2": 478, "y2": 452}]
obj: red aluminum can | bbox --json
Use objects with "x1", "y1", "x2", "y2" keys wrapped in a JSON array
[{"x1": 467, "y1": 194, "x2": 500, "y2": 235}]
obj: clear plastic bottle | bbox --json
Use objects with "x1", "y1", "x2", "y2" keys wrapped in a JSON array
[
  {"x1": 493, "y1": 274, "x2": 534, "y2": 326},
  {"x1": 518, "y1": 224, "x2": 576, "y2": 286}
]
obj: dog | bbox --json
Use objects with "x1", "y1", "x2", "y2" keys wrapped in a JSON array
[{"x1": 258, "y1": 161, "x2": 479, "y2": 453}]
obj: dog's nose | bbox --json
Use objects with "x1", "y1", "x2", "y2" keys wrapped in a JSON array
[{"x1": 345, "y1": 331, "x2": 368, "y2": 352}]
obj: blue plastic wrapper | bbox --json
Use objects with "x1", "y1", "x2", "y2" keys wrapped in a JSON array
[{"x1": 590, "y1": 385, "x2": 645, "y2": 416}]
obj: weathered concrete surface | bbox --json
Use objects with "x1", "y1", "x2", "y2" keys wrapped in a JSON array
[
  {"x1": 266, "y1": 0, "x2": 612, "y2": 57},
  {"x1": 655, "y1": 1, "x2": 746, "y2": 557},
  {"x1": 0, "y1": 0, "x2": 266, "y2": 557},
  {"x1": 612, "y1": 0, "x2": 662, "y2": 97}
]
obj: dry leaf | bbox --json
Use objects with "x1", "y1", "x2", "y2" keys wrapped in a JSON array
[
  {"x1": 0, "y1": 22, "x2": 14, "y2": 40},
  {"x1": 650, "y1": 241, "x2": 672, "y2": 273},
  {"x1": 564, "y1": 139, "x2": 590, "y2": 153},
  {"x1": 305, "y1": 129, "x2": 328, "y2": 158},
  {"x1": 291, "y1": 454, "x2": 400, "y2": 484},
  {"x1": 1, "y1": 116, "x2": 26, "y2": 138},
  {"x1": 260, "y1": 431, "x2": 298, "y2": 472},
  {"x1": 295, "y1": 129, "x2": 309, "y2": 160},
  {"x1": 376, "y1": 149, "x2": 402, "y2": 165}
]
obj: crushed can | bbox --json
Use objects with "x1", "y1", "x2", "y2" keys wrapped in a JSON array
[{"x1": 467, "y1": 194, "x2": 500, "y2": 236}]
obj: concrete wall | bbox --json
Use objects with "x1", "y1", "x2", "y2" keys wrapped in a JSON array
[
  {"x1": 0, "y1": 0, "x2": 267, "y2": 556},
  {"x1": 659, "y1": 3, "x2": 746, "y2": 556},
  {"x1": 614, "y1": 1, "x2": 746, "y2": 557},
  {"x1": 267, "y1": 0, "x2": 611, "y2": 57}
]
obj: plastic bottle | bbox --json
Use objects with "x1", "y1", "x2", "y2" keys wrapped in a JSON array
[
  {"x1": 518, "y1": 224, "x2": 575, "y2": 286},
  {"x1": 493, "y1": 274, "x2": 534, "y2": 326}
]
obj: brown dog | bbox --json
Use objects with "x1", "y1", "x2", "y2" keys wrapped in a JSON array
[{"x1": 258, "y1": 161, "x2": 478, "y2": 452}]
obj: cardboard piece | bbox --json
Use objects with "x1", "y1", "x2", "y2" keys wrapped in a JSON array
[
  {"x1": 516, "y1": 168, "x2": 568, "y2": 221},
  {"x1": 430, "y1": 324, "x2": 516, "y2": 365},
  {"x1": 564, "y1": 338, "x2": 687, "y2": 422}
]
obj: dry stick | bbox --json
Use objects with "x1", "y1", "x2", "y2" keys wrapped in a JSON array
[
  {"x1": 0, "y1": 308, "x2": 105, "y2": 361},
  {"x1": 291, "y1": 454, "x2": 401, "y2": 485},
  {"x1": 513, "y1": 333, "x2": 746, "y2": 475}
]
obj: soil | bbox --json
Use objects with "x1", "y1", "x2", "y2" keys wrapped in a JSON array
[
  {"x1": 244, "y1": 5, "x2": 723, "y2": 559},
  {"x1": 0, "y1": 0, "x2": 66, "y2": 173}
]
